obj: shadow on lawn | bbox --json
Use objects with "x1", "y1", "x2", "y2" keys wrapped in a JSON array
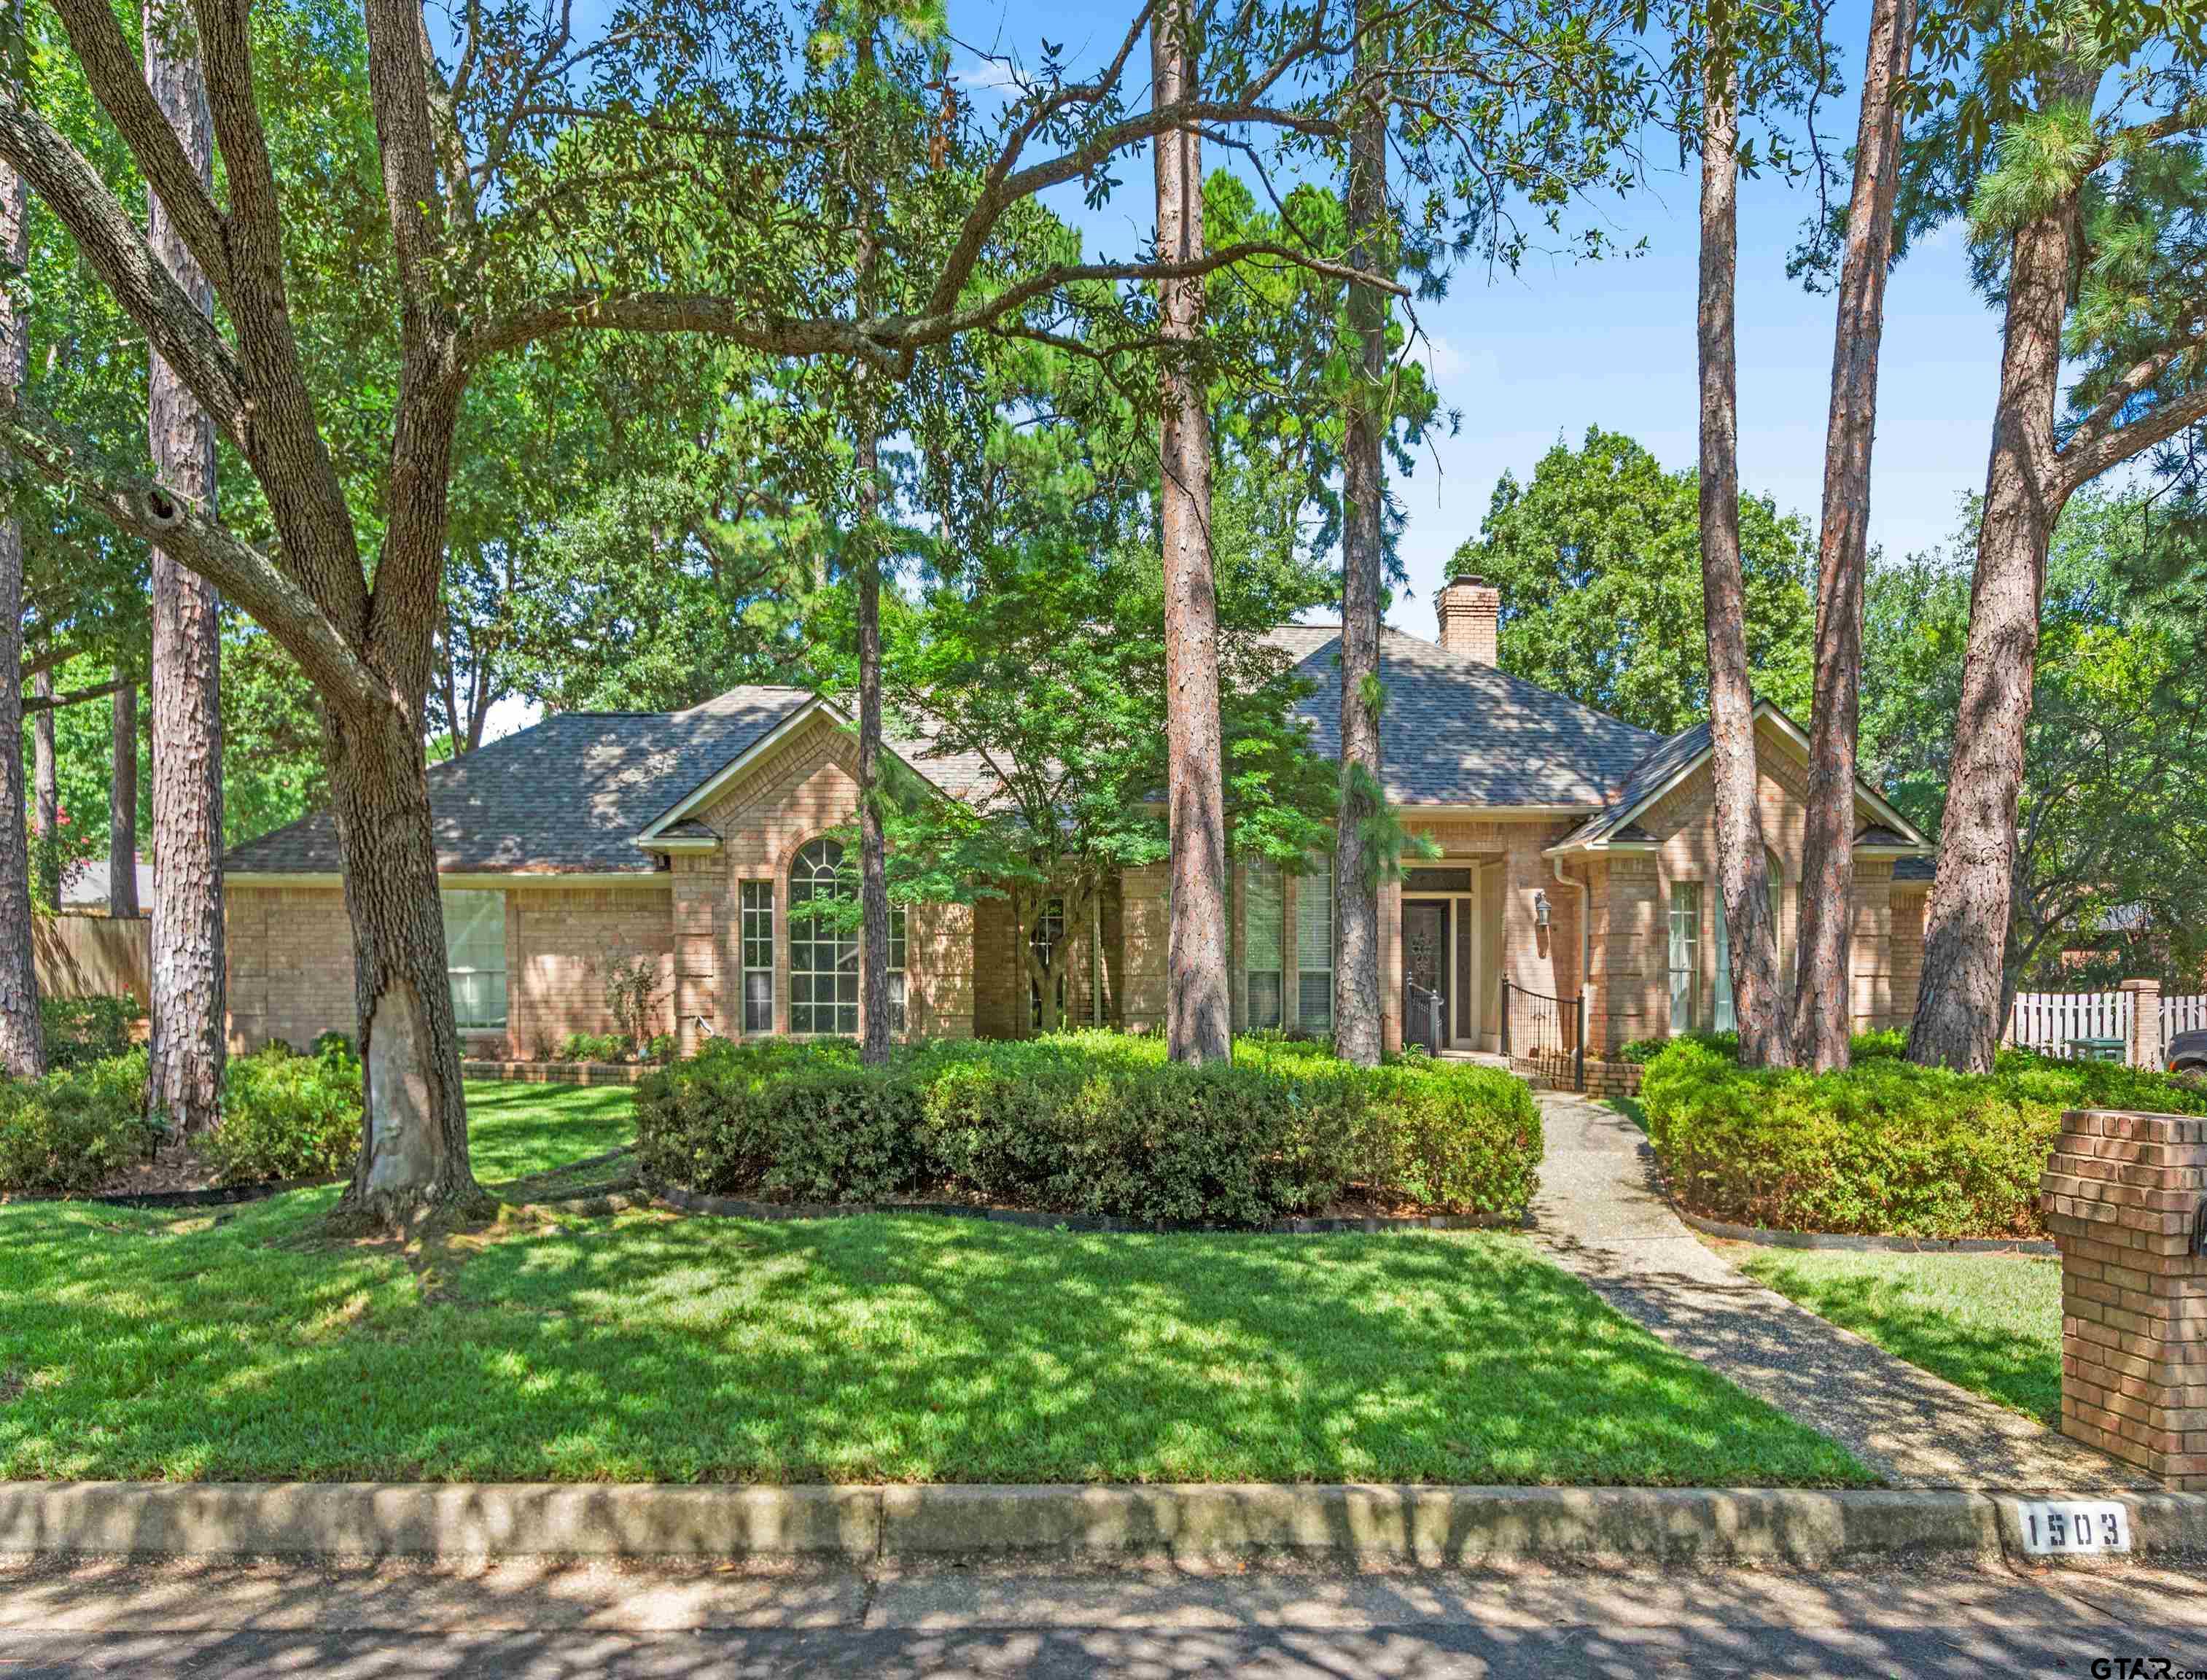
[
  {"x1": 1741, "y1": 1260, "x2": 2061, "y2": 1428},
  {"x1": 0, "y1": 1179, "x2": 1864, "y2": 1488}
]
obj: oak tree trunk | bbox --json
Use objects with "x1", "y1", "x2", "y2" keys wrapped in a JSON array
[
  {"x1": 144, "y1": 0, "x2": 225, "y2": 1133},
  {"x1": 0, "y1": 97, "x2": 44, "y2": 1078},
  {"x1": 1794, "y1": 0, "x2": 1916, "y2": 1070},
  {"x1": 30, "y1": 669, "x2": 56, "y2": 908},
  {"x1": 330, "y1": 699, "x2": 486, "y2": 1224},
  {"x1": 1907, "y1": 198, "x2": 2076, "y2": 1071},
  {"x1": 108, "y1": 674, "x2": 139, "y2": 917},
  {"x1": 1334, "y1": 10, "x2": 1387, "y2": 1069},
  {"x1": 1153, "y1": 0, "x2": 1231, "y2": 1065},
  {"x1": 1697, "y1": 28, "x2": 1792, "y2": 1068}
]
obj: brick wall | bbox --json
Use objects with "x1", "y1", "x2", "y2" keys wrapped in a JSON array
[
  {"x1": 225, "y1": 885, "x2": 357, "y2": 1052},
  {"x1": 2042, "y1": 1108, "x2": 2207, "y2": 1489},
  {"x1": 507, "y1": 883, "x2": 677, "y2": 1058}
]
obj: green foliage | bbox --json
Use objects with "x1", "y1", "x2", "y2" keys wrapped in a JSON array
[
  {"x1": 1639, "y1": 1038, "x2": 2207, "y2": 1239},
  {"x1": 39, "y1": 995, "x2": 144, "y2": 1071},
  {"x1": 599, "y1": 954, "x2": 665, "y2": 1056},
  {"x1": 557, "y1": 1032, "x2": 631, "y2": 1065},
  {"x1": 199, "y1": 1049, "x2": 364, "y2": 1186},
  {"x1": 1864, "y1": 489, "x2": 2207, "y2": 988},
  {"x1": 311, "y1": 1030, "x2": 357, "y2": 1062},
  {"x1": 634, "y1": 1032, "x2": 1544, "y2": 1224},
  {"x1": 1358, "y1": 1059, "x2": 1543, "y2": 1217},
  {"x1": 1449, "y1": 428, "x2": 1814, "y2": 732},
  {"x1": 0, "y1": 1052, "x2": 155, "y2": 1195}
]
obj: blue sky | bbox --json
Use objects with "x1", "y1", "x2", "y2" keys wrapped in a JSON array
[{"x1": 954, "y1": 0, "x2": 2006, "y2": 634}]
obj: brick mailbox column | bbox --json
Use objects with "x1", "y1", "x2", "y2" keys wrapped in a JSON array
[{"x1": 2041, "y1": 1108, "x2": 2207, "y2": 1488}]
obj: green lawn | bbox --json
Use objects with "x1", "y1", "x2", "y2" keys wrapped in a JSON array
[
  {"x1": 0, "y1": 1081, "x2": 1869, "y2": 1488},
  {"x1": 1737, "y1": 1248, "x2": 2062, "y2": 1426}
]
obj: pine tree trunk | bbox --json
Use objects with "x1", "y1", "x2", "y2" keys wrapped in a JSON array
[
  {"x1": 1795, "y1": 0, "x2": 1916, "y2": 1070},
  {"x1": 855, "y1": 410, "x2": 891, "y2": 1067},
  {"x1": 1697, "y1": 26, "x2": 1793, "y2": 1069},
  {"x1": 1153, "y1": 0, "x2": 1231, "y2": 1065},
  {"x1": 329, "y1": 699, "x2": 486, "y2": 1225},
  {"x1": 144, "y1": 1, "x2": 225, "y2": 1134},
  {"x1": 1334, "y1": 10, "x2": 1387, "y2": 1070},
  {"x1": 109, "y1": 675, "x2": 139, "y2": 917},
  {"x1": 1907, "y1": 200, "x2": 2075, "y2": 1071},
  {"x1": 31, "y1": 669, "x2": 57, "y2": 909},
  {"x1": 0, "y1": 95, "x2": 44, "y2": 1078}
]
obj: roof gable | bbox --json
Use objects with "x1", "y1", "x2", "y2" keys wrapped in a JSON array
[{"x1": 1549, "y1": 701, "x2": 1929, "y2": 855}]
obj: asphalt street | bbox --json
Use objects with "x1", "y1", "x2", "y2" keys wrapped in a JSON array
[{"x1": 1, "y1": 1553, "x2": 2203, "y2": 1678}]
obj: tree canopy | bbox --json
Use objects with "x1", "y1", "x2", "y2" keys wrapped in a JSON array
[{"x1": 1448, "y1": 426, "x2": 1815, "y2": 734}]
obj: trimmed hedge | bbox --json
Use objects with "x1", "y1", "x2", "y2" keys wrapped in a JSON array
[
  {"x1": 198, "y1": 1045, "x2": 363, "y2": 1186},
  {"x1": 634, "y1": 1031, "x2": 1542, "y2": 1224},
  {"x1": 0, "y1": 1051, "x2": 157, "y2": 1194},
  {"x1": 0, "y1": 1043, "x2": 364, "y2": 1196},
  {"x1": 1639, "y1": 1038, "x2": 2207, "y2": 1239}
]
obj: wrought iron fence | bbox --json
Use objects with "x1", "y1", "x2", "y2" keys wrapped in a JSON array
[
  {"x1": 1404, "y1": 980, "x2": 1444, "y2": 1054},
  {"x1": 1501, "y1": 976, "x2": 1585, "y2": 1092}
]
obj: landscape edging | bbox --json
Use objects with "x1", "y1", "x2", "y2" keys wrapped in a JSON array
[
  {"x1": 1673, "y1": 1208, "x2": 2057, "y2": 1257},
  {"x1": 653, "y1": 1181, "x2": 1521, "y2": 1234},
  {"x1": 1, "y1": 1481, "x2": 2198, "y2": 1566}
]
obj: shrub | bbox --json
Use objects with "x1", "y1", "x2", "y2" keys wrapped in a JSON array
[
  {"x1": 39, "y1": 995, "x2": 144, "y2": 1070},
  {"x1": 639, "y1": 1031, "x2": 1544, "y2": 1224},
  {"x1": 558, "y1": 1031, "x2": 630, "y2": 1063},
  {"x1": 644, "y1": 1032, "x2": 677, "y2": 1065},
  {"x1": 634, "y1": 1039, "x2": 920, "y2": 1202},
  {"x1": 0, "y1": 1051, "x2": 155, "y2": 1194},
  {"x1": 197, "y1": 1047, "x2": 363, "y2": 1186},
  {"x1": 1639, "y1": 1038, "x2": 2207, "y2": 1239},
  {"x1": 1359, "y1": 1060, "x2": 1542, "y2": 1216},
  {"x1": 312, "y1": 1029, "x2": 357, "y2": 1063}
]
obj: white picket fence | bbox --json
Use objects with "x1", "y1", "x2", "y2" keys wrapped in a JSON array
[{"x1": 2003, "y1": 990, "x2": 2207, "y2": 1061}]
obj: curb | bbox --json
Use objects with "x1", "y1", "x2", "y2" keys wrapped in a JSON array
[
  {"x1": 2, "y1": 1482, "x2": 2200, "y2": 1566},
  {"x1": 653, "y1": 1182, "x2": 1518, "y2": 1235},
  {"x1": 1674, "y1": 1209, "x2": 2058, "y2": 1257}
]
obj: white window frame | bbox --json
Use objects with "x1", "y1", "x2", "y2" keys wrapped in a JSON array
[
  {"x1": 442, "y1": 890, "x2": 507, "y2": 1031},
  {"x1": 1296, "y1": 858, "x2": 1334, "y2": 1034},
  {"x1": 740, "y1": 880, "x2": 774, "y2": 1035},
  {"x1": 789, "y1": 838, "x2": 858, "y2": 1035},
  {"x1": 1245, "y1": 858, "x2": 1284, "y2": 1031},
  {"x1": 1669, "y1": 882, "x2": 1700, "y2": 1033},
  {"x1": 887, "y1": 903, "x2": 908, "y2": 1035}
]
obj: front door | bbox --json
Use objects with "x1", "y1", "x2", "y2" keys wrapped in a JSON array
[{"x1": 1404, "y1": 901, "x2": 1449, "y2": 1046}]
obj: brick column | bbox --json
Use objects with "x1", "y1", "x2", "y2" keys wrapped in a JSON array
[
  {"x1": 2041, "y1": 1108, "x2": 2207, "y2": 1488},
  {"x1": 2122, "y1": 976, "x2": 2165, "y2": 1070}
]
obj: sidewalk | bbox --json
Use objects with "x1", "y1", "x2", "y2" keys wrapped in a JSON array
[
  {"x1": 2, "y1": 1552, "x2": 2203, "y2": 1679},
  {"x1": 1530, "y1": 1090, "x2": 2143, "y2": 1489}
]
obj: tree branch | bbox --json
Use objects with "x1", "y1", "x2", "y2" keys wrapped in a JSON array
[
  {"x1": 20, "y1": 676, "x2": 124, "y2": 713},
  {"x1": 49, "y1": 0, "x2": 233, "y2": 295},
  {"x1": 0, "y1": 102, "x2": 249, "y2": 445},
  {"x1": 0, "y1": 395, "x2": 378, "y2": 715},
  {"x1": 2060, "y1": 364, "x2": 2207, "y2": 494}
]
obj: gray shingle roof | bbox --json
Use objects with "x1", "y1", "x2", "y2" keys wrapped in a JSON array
[
  {"x1": 1894, "y1": 855, "x2": 1936, "y2": 883},
  {"x1": 1267, "y1": 626, "x2": 1660, "y2": 809},
  {"x1": 1551, "y1": 720, "x2": 1708, "y2": 848},
  {"x1": 227, "y1": 688, "x2": 820, "y2": 876}
]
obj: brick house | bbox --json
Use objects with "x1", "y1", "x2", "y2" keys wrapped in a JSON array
[{"x1": 222, "y1": 578, "x2": 1932, "y2": 1073}]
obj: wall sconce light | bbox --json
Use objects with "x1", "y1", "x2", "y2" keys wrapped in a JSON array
[{"x1": 1533, "y1": 890, "x2": 1552, "y2": 929}]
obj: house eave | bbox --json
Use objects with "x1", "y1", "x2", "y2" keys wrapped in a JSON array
[{"x1": 227, "y1": 869, "x2": 672, "y2": 889}]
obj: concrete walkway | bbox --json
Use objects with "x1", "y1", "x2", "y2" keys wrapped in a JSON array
[{"x1": 1530, "y1": 1090, "x2": 2149, "y2": 1490}]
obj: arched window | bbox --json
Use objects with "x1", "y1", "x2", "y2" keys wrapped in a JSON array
[{"x1": 790, "y1": 838, "x2": 858, "y2": 1034}]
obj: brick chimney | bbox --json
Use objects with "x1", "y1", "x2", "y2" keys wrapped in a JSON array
[{"x1": 1436, "y1": 575, "x2": 1500, "y2": 665}]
